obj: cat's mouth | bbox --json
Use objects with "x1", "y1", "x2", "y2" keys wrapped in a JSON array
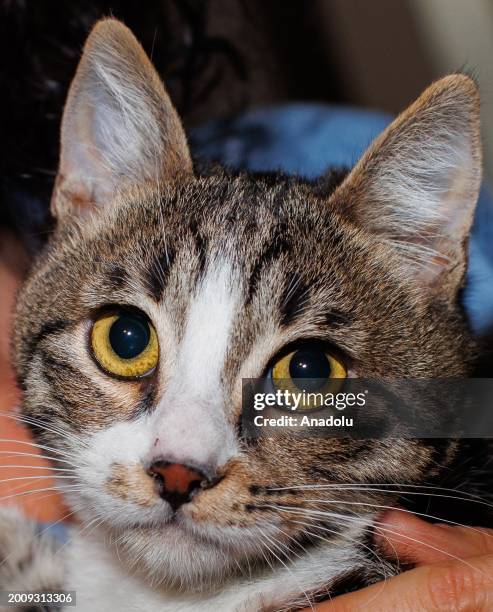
[
  {"x1": 119, "y1": 504, "x2": 280, "y2": 554},
  {"x1": 106, "y1": 513, "x2": 277, "y2": 589}
]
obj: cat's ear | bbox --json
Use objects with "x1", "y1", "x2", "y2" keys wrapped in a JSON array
[
  {"x1": 331, "y1": 74, "x2": 481, "y2": 301},
  {"x1": 52, "y1": 18, "x2": 192, "y2": 219}
]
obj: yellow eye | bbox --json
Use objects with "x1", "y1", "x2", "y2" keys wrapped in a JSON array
[
  {"x1": 271, "y1": 347, "x2": 346, "y2": 409},
  {"x1": 91, "y1": 311, "x2": 159, "y2": 378}
]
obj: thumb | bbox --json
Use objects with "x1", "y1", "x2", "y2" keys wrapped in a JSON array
[{"x1": 375, "y1": 509, "x2": 493, "y2": 566}]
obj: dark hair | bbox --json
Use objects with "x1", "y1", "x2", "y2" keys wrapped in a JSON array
[{"x1": 0, "y1": 0, "x2": 244, "y2": 251}]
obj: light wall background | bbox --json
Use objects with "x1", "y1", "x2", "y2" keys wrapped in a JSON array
[{"x1": 315, "y1": 0, "x2": 493, "y2": 182}]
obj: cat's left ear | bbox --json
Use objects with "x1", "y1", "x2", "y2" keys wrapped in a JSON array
[
  {"x1": 331, "y1": 74, "x2": 481, "y2": 301},
  {"x1": 52, "y1": 18, "x2": 193, "y2": 219}
]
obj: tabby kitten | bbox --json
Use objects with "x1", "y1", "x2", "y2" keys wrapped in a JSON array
[{"x1": 1, "y1": 17, "x2": 487, "y2": 611}]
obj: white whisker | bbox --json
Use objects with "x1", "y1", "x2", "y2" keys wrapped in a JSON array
[
  {"x1": 301, "y1": 498, "x2": 493, "y2": 539},
  {"x1": 256, "y1": 525, "x2": 314, "y2": 612},
  {"x1": 0, "y1": 450, "x2": 75, "y2": 466},
  {"x1": 0, "y1": 438, "x2": 76, "y2": 461},
  {"x1": 269, "y1": 504, "x2": 488, "y2": 579},
  {"x1": 0, "y1": 464, "x2": 76, "y2": 473},
  {"x1": 269, "y1": 483, "x2": 493, "y2": 507}
]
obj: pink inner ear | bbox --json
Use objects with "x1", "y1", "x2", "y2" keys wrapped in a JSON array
[
  {"x1": 52, "y1": 141, "x2": 115, "y2": 218},
  {"x1": 328, "y1": 75, "x2": 481, "y2": 298},
  {"x1": 51, "y1": 18, "x2": 193, "y2": 220}
]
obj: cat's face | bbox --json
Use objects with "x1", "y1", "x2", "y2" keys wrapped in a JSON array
[{"x1": 12, "y1": 20, "x2": 481, "y2": 589}]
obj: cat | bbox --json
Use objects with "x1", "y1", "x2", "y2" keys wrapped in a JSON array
[{"x1": 1, "y1": 17, "x2": 491, "y2": 611}]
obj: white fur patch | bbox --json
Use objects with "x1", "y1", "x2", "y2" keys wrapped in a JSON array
[
  {"x1": 64, "y1": 516, "x2": 377, "y2": 612},
  {"x1": 148, "y1": 259, "x2": 240, "y2": 469}
]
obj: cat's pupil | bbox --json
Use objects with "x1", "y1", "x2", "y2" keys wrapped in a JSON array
[
  {"x1": 109, "y1": 315, "x2": 150, "y2": 360},
  {"x1": 289, "y1": 349, "x2": 331, "y2": 392}
]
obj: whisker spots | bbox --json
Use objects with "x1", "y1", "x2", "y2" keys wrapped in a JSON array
[{"x1": 106, "y1": 462, "x2": 158, "y2": 508}]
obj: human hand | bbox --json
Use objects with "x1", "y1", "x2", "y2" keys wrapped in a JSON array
[
  {"x1": 304, "y1": 510, "x2": 493, "y2": 611},
  {"x1": 0, "y1": 230, "x2": 67, "y2": 522}
]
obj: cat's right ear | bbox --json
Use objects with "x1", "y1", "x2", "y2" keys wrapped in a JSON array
[
  {"x1": 51, "y1": 18, "x2": 192, "y2": 220},
  {"x1": 329, "y1": 74, "x2": 481, "y2": 302}
]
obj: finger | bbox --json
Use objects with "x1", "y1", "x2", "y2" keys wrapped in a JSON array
[
  {"x1": 375, "y1": 510, "x2": 493, "y2": 566},
  {"x1": 308, "y1": 552, "x2": 493, "y2": 612}
]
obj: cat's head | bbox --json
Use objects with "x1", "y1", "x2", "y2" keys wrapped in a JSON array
[{"x1": 13, "y1": 19, "x2": 481, "y2": 588}]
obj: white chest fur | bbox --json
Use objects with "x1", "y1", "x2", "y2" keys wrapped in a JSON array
[{"x1": 62, "y1": 522, "x2": 373, "y2": 612}]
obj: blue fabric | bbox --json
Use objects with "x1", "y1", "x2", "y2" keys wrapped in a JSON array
[
  {"x1": 38, "y1": 521, "x2": 69, "y2": 544},
  {"x1": 189, "y1": 104, "x2": 493, "y2": 334}
]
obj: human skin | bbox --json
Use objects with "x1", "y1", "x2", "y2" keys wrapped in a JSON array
[
  {"x1": 2, "y1": 231, "x2": 492, "y2": 607},
  {"x1": 0, "y1": 229, "x2": 67, "y2": 521},
  {"x1": 304, "y1": 511, "x2": 493, "y2": 611}
]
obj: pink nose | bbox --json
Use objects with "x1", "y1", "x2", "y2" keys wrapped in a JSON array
[{"x1": 148, "y1": 461, "x2": 209, "y2": 510}]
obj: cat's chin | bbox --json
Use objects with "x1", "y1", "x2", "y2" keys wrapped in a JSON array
[{"x1": 101, "y1": 515, "x2": 275, "y2": 590}]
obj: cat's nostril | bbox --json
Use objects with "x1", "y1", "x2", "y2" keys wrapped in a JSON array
[{"x1": 148, "y1": 460, "x2": 213, "y2": 511}]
